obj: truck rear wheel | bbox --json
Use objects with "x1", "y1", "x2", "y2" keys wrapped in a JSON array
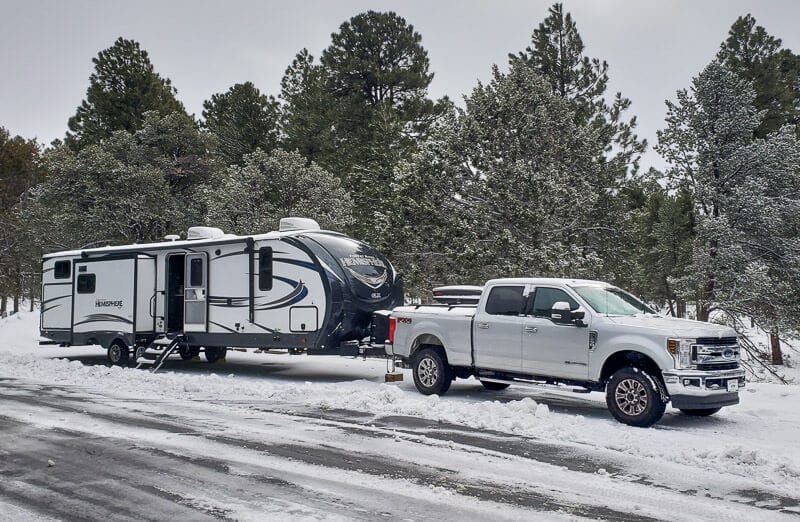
[
  {"x1": 605, "y1": 367, "x2": 666, "y2": 427},
  {"x1": 107, "y1": 341, "x2": 129, "y2": 366},
  {"x1": 412, "y1": 347, "x2": 452, "y2": 396},
  {"x1": 680, "y1": 408, "x2": 721, "y2": 417}
]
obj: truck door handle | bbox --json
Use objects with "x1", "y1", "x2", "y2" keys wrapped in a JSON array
[
  {"x1": 477, "y1": 322, "x2": 490, "y2": 329},
  {"x1": 524, "y1": 326, "x2": 538, "y2": 334}
]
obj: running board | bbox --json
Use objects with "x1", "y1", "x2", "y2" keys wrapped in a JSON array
[
  {"x1": 136, "y1": 335, "x2": 184, "y2": 373},
  {"x1": 479, "y1": 377, "x2": 592, "y2": 394}
]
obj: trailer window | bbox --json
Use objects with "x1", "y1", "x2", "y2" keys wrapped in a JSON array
[
  {"x1": 485, "y1": 286, "x2": 526, "y2": 316},
  {"x1": 258, "y1": 247, "x2": 273, "y2": 291},
  {"x1": 54, "y1": 261, "x2": 71, "y2": 279},
  {"x1": 189, "y1": 258, "x2": 204, "y2": 287},
  {"x1": 77, "y1": 274, "x2": 96, "y2": 294}
]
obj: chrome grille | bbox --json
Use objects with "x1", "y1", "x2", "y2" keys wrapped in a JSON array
[{"x1": 691, "y1": 338, "x2": 740, "y2": 368}]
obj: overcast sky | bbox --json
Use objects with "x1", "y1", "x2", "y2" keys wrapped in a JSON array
[{"x1": 2, "y1": 0, "x2": 799, "y2": 171}]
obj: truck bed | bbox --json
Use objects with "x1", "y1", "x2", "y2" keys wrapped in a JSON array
[{"x1": 390, "y1": 305, "x2": 476, "y2": 367}]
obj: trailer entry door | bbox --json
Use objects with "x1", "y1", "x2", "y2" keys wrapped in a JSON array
[{"x1": 184, "y1": 253, "x2": 207, "y2": 332}]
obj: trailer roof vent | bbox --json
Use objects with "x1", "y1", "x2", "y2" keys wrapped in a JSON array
[
  {"x1": 164, "y1": 234, "x2": 180, "y2": 242},
  {"x1": 187, "y1": 226, "x2": 225, "y2": 240},
  {"x1": 279, "y1": 217, "x2": 320, "y2": 232}
]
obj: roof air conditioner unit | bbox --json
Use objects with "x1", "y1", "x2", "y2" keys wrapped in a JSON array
[
  {"x1": 187, "y1": 226, "x2": 225, "y2": 240},
  {"x1": 279, "y1": 217, "x2": 320, "y2": 232}
]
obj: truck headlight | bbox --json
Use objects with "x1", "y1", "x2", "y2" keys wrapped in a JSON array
[{"x1": 667, "y1": 338, "x2": 695, "y2": 368}]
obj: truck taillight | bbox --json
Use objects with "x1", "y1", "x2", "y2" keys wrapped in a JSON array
[{"x1": 388, "y1": 317, "x2": 397, "y2": 344}]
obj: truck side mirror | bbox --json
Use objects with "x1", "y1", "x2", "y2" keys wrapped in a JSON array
[{"x1": 550, "y1": 302, "x2": 572, "y2": 324}]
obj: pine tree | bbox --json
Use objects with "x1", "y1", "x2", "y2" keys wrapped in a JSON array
[
  {"x1": 205, "y1": 149, "x2": 352, "y2": 234},
  {"x1": 202, "y1": 82, "x2": 281, "y2": 166},
  {"x1": 717, "y1": 15, "x2": 800, "y2": 138},
  {"x1": 21, "y1": 111, "x2": 216, "y2": 251},
  {"x1": 66, "y1": 38, "x2": 186, "y2": 149},
  {"x1": 656, "y1": 62, "x2": 800, "y2": 345},
  {"x1": 453, "y1": 62, "x2": 604, "y2": 281},
  {"x1": 0, "y1": 127, "x2": 45, "y2": 312},
  {"x1": 510, "y1": 3, "x2": 646, "y2": 282},
  {"x1": 280, "y1": 49, "x2": 337, "y2": 165},
  {"x1": 280, "y1": 12, "x2": 441, "y2": 243}
]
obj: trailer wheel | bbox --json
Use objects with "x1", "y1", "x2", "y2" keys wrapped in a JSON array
[
  {"x1": 178, "y1": 345, "x2": 196, "y2": 361},
  {"x1": 412, "y1": 347, "x2": 452, "y2": 396},
  {"x1": 605, "y1": 367, "x2": 666, "y2": 427},
  {"x1": 133, "y1": 344, "x2": 147, "y2": 365},
  {"x1": 679, "y1": 408, "x2": 721, "y2": 417},
  {"x1": 480, "y1": 380, "x2": 510, "y2": 391},
  {"x1": 205, "y1": 346, "x2": 227, "y2": 363},
  {"x1": 107, "y1": 341, "x2": 129, "y2": 366}
]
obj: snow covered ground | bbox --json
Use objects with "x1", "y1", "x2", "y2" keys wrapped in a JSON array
[{"x1": 1, "y1": 310, "x2": 800, "y2": 520}]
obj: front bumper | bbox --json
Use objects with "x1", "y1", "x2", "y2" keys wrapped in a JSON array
[{"x1": 662, "y1": 367, "x2": 746, "y2": 410}]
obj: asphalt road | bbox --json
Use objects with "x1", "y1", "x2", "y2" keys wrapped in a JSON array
[{"x1": 0, "y1": 356, "x2": 798, "y2": 521}]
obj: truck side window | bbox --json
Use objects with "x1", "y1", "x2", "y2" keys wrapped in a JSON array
[
  {"x1": 258, "y1": 247, "x2": 273, "y2": 291},
  {"x1": 485, "y1": 286, "x2": 526, "y2": 316},
  {"x1": 54, "y1": 260, "x2": 71, "y2": 279},
  {"x1": 76, "y1": 274, "x2": 96, "y2": 294},
  {"x1": 531, "y1": 287, "x2": 579, "y2": 318}
]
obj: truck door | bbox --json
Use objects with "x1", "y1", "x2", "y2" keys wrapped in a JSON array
[
  {"x1": 183, "y1": 253, "x2": 207, "y2": 332},
  {"x1": 473, "y1": 285, "x2": 526, "y2": 372},
  {"x1": 522, "y1": 286, "x2": 590, "y2": 380}
]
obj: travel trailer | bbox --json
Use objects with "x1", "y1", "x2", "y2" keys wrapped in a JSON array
[{"x1": 40, "y1": 218, "x2": 403, "y2": 366}]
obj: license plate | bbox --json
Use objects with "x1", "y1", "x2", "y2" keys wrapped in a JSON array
[{"x1": 727, "y1": 379, "x2": 739, "y2": 392}]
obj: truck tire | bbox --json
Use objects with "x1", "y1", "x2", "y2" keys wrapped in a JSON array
[
  {"x1": 605, "y1": 367, "x2": 666, "y2": 427},
  {"x1": 205, "y1": 346, "x2": 227, "y2": 363},
  {"x1": 480, "y1": 381, "x2": 510, "y2": 391},
  {"x1": 412, "y1": 347, "x2": 452, "y2": 396},
  {"x1": 107, "y1": 341, "x2": 129, "y2": 366},
  {"x1": 679, "y1": 408, "x2": 721, "y2": 417}
]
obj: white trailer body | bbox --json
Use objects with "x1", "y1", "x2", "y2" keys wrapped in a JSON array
[{"x1": 40, "y1": 220, "x2": 402, "y2": 358}]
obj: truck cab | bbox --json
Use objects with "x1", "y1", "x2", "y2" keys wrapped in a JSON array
[{"x1": 389, "y1": 278, "x2": 745, "y2": 427}]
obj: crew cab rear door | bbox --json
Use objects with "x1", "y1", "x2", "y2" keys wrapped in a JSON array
[
  {"x1": 522, "y1": 286, "x2": 590, "y2": 380},
  {"x1": 473, "y1": 285, "x2": 527, "y2": 372}
]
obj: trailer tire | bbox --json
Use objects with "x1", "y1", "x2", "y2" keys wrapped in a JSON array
[
  {"x1": 679, "y1": 408, "x2": 721, "y2": 417},
  {"x1": 107, "y1": 341, "x2": 129, "y2": 366},
  {"x1": 412, "y1": 347, "x2": 452, "y2": 396},
  {"x1": 178, "y1": 345, "x2": 197, "y2": 361},
  {"x1": 605, "y1": 366, "x2": 666, "y2": 427},
  {"x1": 205, "y1": 346, "x2": 227, "y2": 363},
  {"x1": 133, "y1": 344, "x2": 146, "y2": 365},
  {"x1": 480, "y1": 381, "x2": 510, "y2": 391}
]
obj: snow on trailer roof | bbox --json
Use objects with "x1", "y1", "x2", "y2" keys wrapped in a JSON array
[{"x1": 42, "y1": 218, "x2": 337, "y2": 259}]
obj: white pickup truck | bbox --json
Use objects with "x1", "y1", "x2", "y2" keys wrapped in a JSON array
[{"x1": 387, "y1": 278, "x2": 745, "y2": 426}]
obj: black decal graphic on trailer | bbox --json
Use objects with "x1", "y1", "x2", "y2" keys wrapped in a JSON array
[{"x1": 73, "y1": 314, "x2": 134, "y2": 326}]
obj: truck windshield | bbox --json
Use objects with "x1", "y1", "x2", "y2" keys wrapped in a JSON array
[{"x1": 571, "y1": 286, "x2": 655, "y2": 316}]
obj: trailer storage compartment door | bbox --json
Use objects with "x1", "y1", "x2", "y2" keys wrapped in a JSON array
[
  {"x1": 41, "y1": 258, "x2": 73, "y2": 332},
  {"x1": 72, "y1": 258, "x2": 136, "y2": 345}
]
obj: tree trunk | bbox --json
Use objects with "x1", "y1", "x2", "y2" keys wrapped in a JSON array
[
  {"x1": 29, "y1": 282, "x2": 35, "y2": 312},
  {"x1": 770, "y1": 331, "x2": 784, "y2": 366},
  {"x1": 13, "y1": 294, "x2": 19, "y2": 314},
  {"x1": 0, "y1": 294, "x2": 6, "y2": 315}
]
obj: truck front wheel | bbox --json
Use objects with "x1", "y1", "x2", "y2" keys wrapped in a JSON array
[
  {"x1": 606, "y1": 367, "x2": 666, "y2": 427},
  {"x1": 412, "y1": 347, "x2": 452, "y2": 396}
]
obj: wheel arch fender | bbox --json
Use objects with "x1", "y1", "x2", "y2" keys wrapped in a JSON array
[{"x1": 409, "y1": 332, "x2": 448, "y2": 363}]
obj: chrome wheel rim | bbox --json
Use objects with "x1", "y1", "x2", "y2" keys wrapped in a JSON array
[
  {"x1": 615, "y1": 378, "x2": 648, "y2": 416},
  {"x1": 418, "y1": 357, "x2": 439, "y2": 388}
]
